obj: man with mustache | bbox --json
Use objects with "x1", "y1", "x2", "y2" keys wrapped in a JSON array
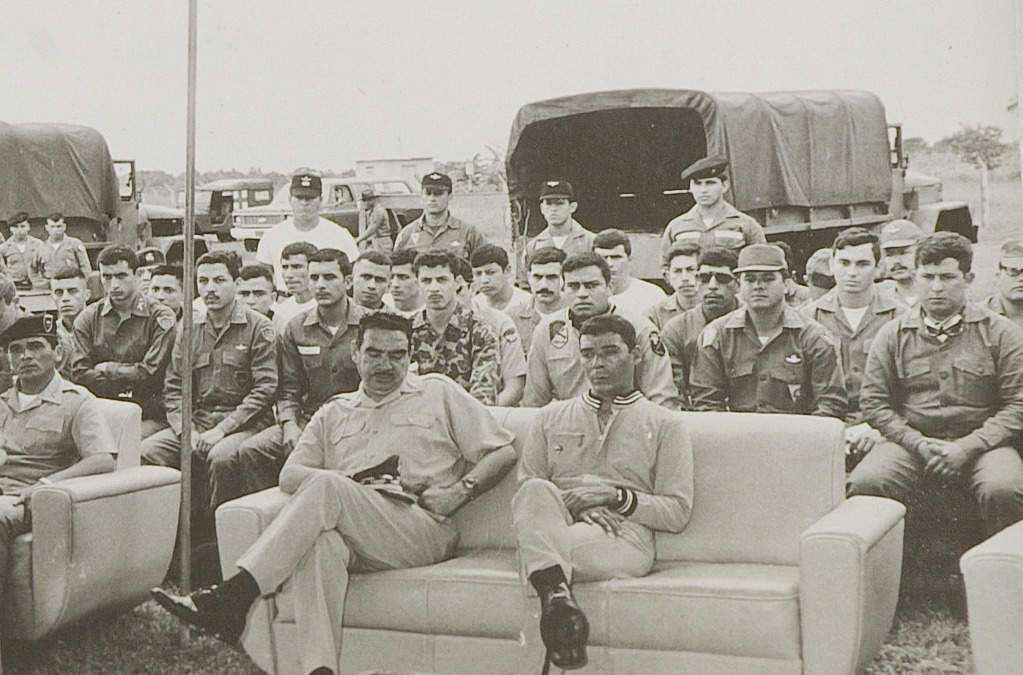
[
  {"x1": 877, "y1": 219, "x2": 926, "y2": 308},
  {"x1": 71, "y1": 245, "x2": 177, "y2": 439},
  {"x1": 983, "y1": 239, "x2": 1023, "y2": 332},
  {"x1": 690, "y1": 244, "x2": 847, "y2": 418},
  {"x1": 661, "y1": 246, "x2": 739, "y2": 409},
  {"x1": 508, "y1": 247, "x2": 567, "y2": 356},
  {"x1": 0, "y1": 313, "x2": 116, "y2": 601},
  {"x1": 849, "y1": 233, "x2": 1023, "y2": 537},
  {"x1": 141, "y1": 251, "x2": 278, "y2": 558}
]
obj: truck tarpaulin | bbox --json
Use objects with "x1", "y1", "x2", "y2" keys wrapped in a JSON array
[
  {"x1": 506, "y1": 89, "x2": 892, "y2": 230},
  {"x1": 0, "y1": 122, "x2": 119, "y2": 224}
]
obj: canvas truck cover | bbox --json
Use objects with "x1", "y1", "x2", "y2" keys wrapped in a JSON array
[
  {"x1": 506, "y1": 89, "x2": 892, "y2": 213},
  {"x1": 0, "y1": 122, "x2": 119, "y2": 223}
]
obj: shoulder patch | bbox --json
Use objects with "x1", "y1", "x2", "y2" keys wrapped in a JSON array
[
  {"x1": 700, "y1": 324, "x2": 718, "y2": 348},
  {"x1": 156, "y1": 313, "x2": 175, "y2": 331},
  {"x1": 649, "y1": 330, "x2": 666, "y2": 357},
  {"x1": 502, "y1": 327, "x2": 518, "y2": 344},
  {"x1": 259, "y1": 324, "x2": 277, "y2": 342},
  {"x1": 549, "y1": 320, "x2": 569, "y2": 349}
]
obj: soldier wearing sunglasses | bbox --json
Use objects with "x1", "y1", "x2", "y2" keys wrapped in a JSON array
[{"x1": 984, "y1": 239, "x2": 1023, "y2": 332}]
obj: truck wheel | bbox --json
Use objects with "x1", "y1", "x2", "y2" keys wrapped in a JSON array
[{"x1": 243, "y1": 239, "x2": 258, "y2": 252}]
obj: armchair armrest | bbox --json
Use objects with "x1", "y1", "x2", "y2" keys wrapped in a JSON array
[
  {"x1": 28, "y1": 466, "x2": 180, "y2": 639},
  {"x1": 960, "y1": 520, "x2": 1023, "y2": 675},
  {"x1": 799, "y1": 495, "x2": 906, "y2": 675},
  {"x1": 216, "y1": 487, "x2": 290, "y2": 577}
]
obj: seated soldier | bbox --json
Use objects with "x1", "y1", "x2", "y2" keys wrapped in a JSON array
[
  {"x1": 513, "y1": 314, "x2": 693, "y2": 670},
  {"x1": 146, "y1": 265, "x2": 186, "y2": 320},
  {"x1": 71, "y1": 245, "x2": 177, "y2": 439},
  {"x1": 226, "y1": 249, "x2": 366, "y2": 511},
  {"x1": 351, "y1": 250, "x2": 392, "y2": 311},
  {"x1": 849, "y1": 233, "x2": 1023, "y2": 537},
  {"x1": 0, "y1": 313, "x2": 116, "y2": 597},
  {"x1": 237, "y1": 263, "x2": 278, "y2": 319},
  {"x1": 50, "y1": 266, "x2": 91, "y2": 380},
  {"x1": 152, "y1": 312, "x2": 517, "y2": 675},
  {"x1": 273, "y1": 242, "x2": 318, "y2": 332}
]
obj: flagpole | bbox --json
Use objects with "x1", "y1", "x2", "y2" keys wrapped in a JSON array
[{"x1": 179, "y1": 0, "x2": 198, "y2": 594}]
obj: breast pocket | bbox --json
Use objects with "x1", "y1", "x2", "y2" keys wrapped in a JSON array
[
  {"x1": 713, "y1": 229, "x2": 746, "y2": 250},
  {"x1": 952, "y1": 357, "x2": 997, "y2": 407},
  {"x1": 903, "y1": 358, "x2": 934, "y2": 396},
  {"x1": 25, "y1": 414, "x2": 64, "y2": 448},
  {"x1": 547, "y1": 432, "x2": 589, "y2": 476},
  {"x1": 388, "y1": 413, "x2": 442, "y2": 490},
  {"x1": 221, "y1": 349, "x2": 251, "y2": 394},
  {"x1": 769, "y1": 363, "x2": 805, "y2": 411},
  {"x1": 672, "y1": 230, "x2": 702, "y2": 244}
]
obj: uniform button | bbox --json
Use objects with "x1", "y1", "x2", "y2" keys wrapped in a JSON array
[{"x1": 939, "y1": 372, "x2": 949, "y2": 380}]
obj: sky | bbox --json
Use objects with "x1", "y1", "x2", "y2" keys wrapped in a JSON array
[{"x1": 1, "y1": 0, "x2": 1019, "y2": 174}]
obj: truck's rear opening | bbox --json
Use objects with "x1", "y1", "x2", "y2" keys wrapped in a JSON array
[{"x1": 513, "y1": 107, "x2": 706, "y2": 237}]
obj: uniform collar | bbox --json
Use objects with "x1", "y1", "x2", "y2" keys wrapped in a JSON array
[
  {"x1": 352, "y1": 373, "x2": 423, "y2": 408},
  {"x1": 413, "y1": 301, "x2": 471, "y2": 330},
  {"x1": 100, "y1": 293, "x2": 151, "y2": 318},
  {"x1": 813, "y1": 287, "x2": 900, "y2": 315},
  {"x1": 581, "y1": 389, "x2": 644, "y2": 410},
  {"x1": 902, "y1": 303, "x2": 985, "y2": 329},
  {"x1": 6, "y1": 373, "x2": 63, "y2": 411},
  {"x1": 303, "y1": 298, "x2": 362, "y2": 328},
  {"x1": 568, "y1": 304, "x2": 613, "y2": 331},
  {"x1": 417, "y1": 211, "x2": 458, "y2": 232},
  {"x1": 680, "y1": 201, "x2": 743, "y2": 224},
  {"x1": 724, "y1": 305, "x2": 807, "y2": 330},
  {"x1": 536, "y1": 219, "x2": 587, "y2": 242},
  {"x1": 195, "y1": 300, "x2": 248, "y2": 326}
]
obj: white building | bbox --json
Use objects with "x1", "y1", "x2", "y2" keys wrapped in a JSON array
[{"x1": 355, "y1": 157, "x2": 433, "y2": 185}]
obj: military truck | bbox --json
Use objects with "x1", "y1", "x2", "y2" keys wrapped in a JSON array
[{"x1": 506, "y1": 89, "x2": 974, "y2": 281}]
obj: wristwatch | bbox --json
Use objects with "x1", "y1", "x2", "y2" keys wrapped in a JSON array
[{"x1": 460, "y1": 475, "x2": 479, "y2": 500}]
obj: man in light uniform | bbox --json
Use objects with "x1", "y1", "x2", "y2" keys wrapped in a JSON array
[
  {"x1": 983, "y1": 239, "x2": 1023, "y2": 332},
  {"x1": 508, "y1": 247, "x2": 567, "y2": 356},
  {"x1": 661, "y1": 157, "x2": 766, "y2": 254},
  {"x1": 849, "y1": 233, "x2": 1023, "y2": 537},
  {"x1": 594, "y1": 229, "x2": 666, "y2": 315},
  {"x1": 470, "y1": 244, "x2": 530, "y2": 312},
  {"x1": 0, "y1": 313, "x2": 116, "y2": 599},
  {"x1": 645, "y1": 242, "x2": 701, "y2": 330},
  {"x1": 273, "y1": 242, "x2": 319, "y2": 333},
  {"x1": 30, "y1": 212, "x2": 92, "y2": 289},
  {"x1": 690, "y1": 244, "x2": 847, "y2": 418},
  {"x1": 661, "y1": 246, "x2": 739, "y2": 409},
  {"x1": 229, "y1": 249, "x2": 366, "y2": 513},
  {"x1": 800, "y1": 228, "x2": 904, "y2": 466},
  {"x1": 410, "y1": 249, "x2": 499, "y2": 404},
  {"x1": 152, "y1": 312, "x2": 517, "y2": 675},
  {"x1": 71, "y1": 245, "x2": 177, "y2": 438},
  {"x1": 523, "y1": 252, "x2": 679, "y2": 410},
  {"x1": 524, "y1": 180, "x2": 596, "y2": 263},
  {"x1": 351, "y1": 251, "x2": 391, "y2": 311},
  {"x1": 354, "y1": 188, "x2": 393, "y2": 253},
  {"x1": 255, "y1": 169, "x2": 359, "y2": 290},
  {"x1": 513, "y1": 314, "x2": 693, "y2": 670},
  {"x1": 386, "y1": 248, "x2": 424, "y2": 316},
  {"x1": 0, "y1": 212, "x2": 44, "y2": 291},
  {"x1": 877, "y1": 218, "x2": 926, "y2": 308},
  {"x1": 237, "y1": 264, "x2": 278, "y2": 318},
  {"x1": 394, "y1": 172, "x2": 485, "y2": 260}
]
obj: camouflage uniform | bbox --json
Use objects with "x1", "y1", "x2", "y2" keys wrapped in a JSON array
[
  {"x1": 850, "y1": 304, "x2": 1023, "y2": 535},
  {"x1": 661, "y1": 300, "x2": 738, "y2": 409},
  {"x1": 690, "y1": 305, "x2": 848, "y2": 418},
  {"x1": 29, "y1": 236, "x2": 92, "y2": 290},
  {"x1": 410, "y1": 303, "x2": 500, "y2": 405},
  {"x1": 523, "y1": 305, "x2": 680, "y2": 410}
]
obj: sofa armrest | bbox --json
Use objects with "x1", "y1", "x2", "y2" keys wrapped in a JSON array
[
  {"x1": 28, "y1": 466, "x2": 180, "y2": 639},
  {"x1": 799, "y1": 495, "x2": 906, "y2": 675},
  {"x1": 960, "y1": 520, "x2": 1023, "y2": 675},
  {"x1": 216, "y1": 488, "x2": 290, "y2": 577}
]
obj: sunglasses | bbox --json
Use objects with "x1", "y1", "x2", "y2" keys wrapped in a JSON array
[
  {"x1": 1000, "y1": 265, "x2": 1023, "y2": 278},
  {"x1": 696, "y1": 271, "x2": 737, "y2": 285}
]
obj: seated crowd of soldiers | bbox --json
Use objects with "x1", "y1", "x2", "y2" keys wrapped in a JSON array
[{"x1": 1, "y1": 158, "x2": 1022, "y2": 674}]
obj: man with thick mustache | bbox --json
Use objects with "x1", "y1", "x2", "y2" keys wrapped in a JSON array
[
  {"x1": 142, "y1": 251, "x2": 278, "y2": 549},
  {"x1": 508, "y1": 246, "x2": 567, "y2": 356},
  {"x1": 877, "y1": 219, "x2": 926, "y2": 308}
]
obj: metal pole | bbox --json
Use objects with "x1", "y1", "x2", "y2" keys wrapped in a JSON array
[{"x1": 179, "y1": 0, "x2": 198, "y2": 594}]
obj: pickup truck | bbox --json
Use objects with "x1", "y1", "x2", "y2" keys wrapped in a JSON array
[{"x1": 230, "y1": 176, "x2": 423, "y2": 251}]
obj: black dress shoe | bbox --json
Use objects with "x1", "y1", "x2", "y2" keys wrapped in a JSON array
[
  {"x1": 151, "y1": 586, "x2": 246, "y2": 644},
  {"x1": 539, "y1": 582, "x2": 589, "y2": 670}
]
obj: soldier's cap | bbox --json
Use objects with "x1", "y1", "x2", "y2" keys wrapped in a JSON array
[
  {"x1": 879, "y1": 219, "x2": 925, "y2": 249},
  {"x1": 137, "y1": 247, "x2": 166, "y2": 267},
  {"x1": 290, "y1": 169, "x2": 322, "y2": 198},
  {"x1": 0, "y1": 312, "x2": 59, "y2": 348},
  {"x1": 422, "y1": 172, "x2": 453, "y2": 192},
  {"x1": 1000, "y1": 239, "x2": 1023, "y2": 266},
  {"x1": 539, "y1": 180, "x2": 574, "y2": 201},
  {"x1": 734, "y1": 244, "x2": 787, "y2": 274},
  {"x1": 681, "y1": 156, "x2": 729, "y2": 183},
  {"x1": 7, "y1": 211, "x2": 30, "y2": 227},
  {"x1": 805, "y1": 248, "x2": 834, "y2": 278},
  {"x1": 360, "y1": 188, "x2": 379, "y2": 202}
]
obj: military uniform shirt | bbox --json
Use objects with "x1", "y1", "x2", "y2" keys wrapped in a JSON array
[
  {"x1": 285, "y1": 373, "x2": 514, "y2": 495},
  {"x1": 164, "y1": 301, "x2": 278, "y2": 434},
  {"x1": 71, "y1": 293, "x2": 176, "y2": 416},
  {"x1": 278, "y1": 302, "x2": 366, "y2": 426},
  {"x1": 0, "y1": 237, "x2": 45, "y2": 287},
  {"x1": 983, "y1": 294, "x2": 1023, "y2": 333},
  {"x1": 690, "y1": 305, "x2": 848, "y2": 418},
  {"x1": 523, "y1": 305, "x2": 680, "y2": 410},
  {"x1": 0, "y1": 374, "x2": 115, "y2": 494},
  {"x1": 860, "y1": 303, "x2": 1023, "y2": 456},
  {"x1": 520, "y1": 391, "x2": 693, "y2": 534},
  {"x1": 394, "y1": 212, "x2": 485, "y2": 260},
  {"x1": 471, "y1": 301, "x2": 527, "y2": 384},
  {"x1": 661, "y1": 203, "x2": 766, "y2": 254},
  {"x1": 507, "y1": 299, "x2": 561, "y2": 357},
  {"x1": 644, "y1": 293, "x2": 695, "y2": 331},
  {"x1": 411, "y1": 303, "x2": 500, "y2": 405},
  {"x1": 661, "y1": 300, "x2": 738, "y2": 410},
  {"x1": 800, "y1": 289, "x2": 904, "y2": 419},
  {"x1": 30, "y1": 235, "x2": 92, "y2": 289},
  {"x1": 523, "y1": 220, "x2": 596, "y2": 262},
  {"x1": 361, "y1": 203, "x2": 392, "y2": 244}
]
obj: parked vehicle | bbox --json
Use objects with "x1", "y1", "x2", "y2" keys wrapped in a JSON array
[
  {"x1": 230, "y1": 176, "x2": 423, "y2": 251},
  {"x1": 506, "y1": 89, "x2": 975, "y2": 280}
]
